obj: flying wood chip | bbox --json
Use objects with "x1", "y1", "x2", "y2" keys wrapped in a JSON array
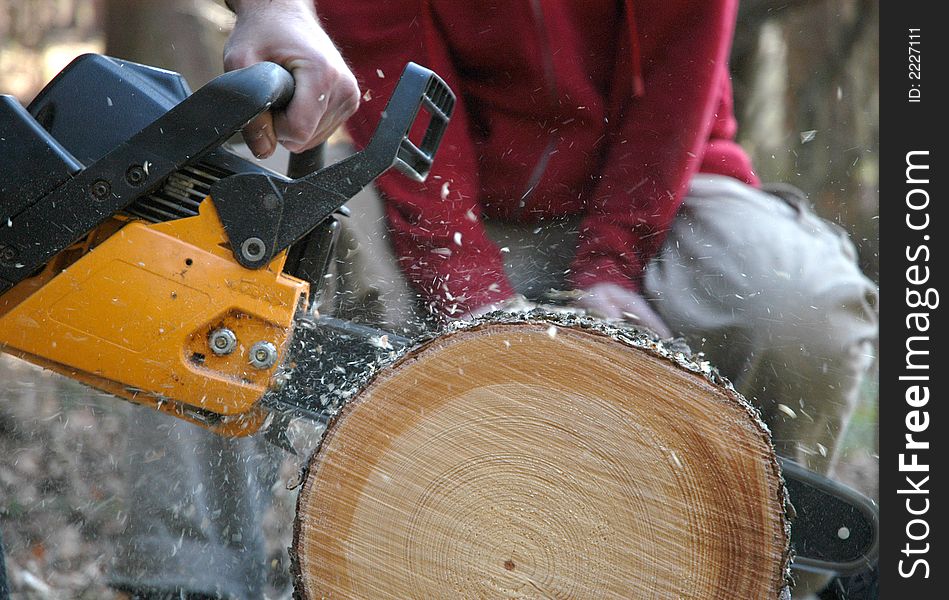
[{"x1": 292, "y1": 318, "x2": 790, "y2": 599}]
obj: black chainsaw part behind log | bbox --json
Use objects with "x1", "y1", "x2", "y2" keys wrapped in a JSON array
[
  {"x1": 0, "y1": 54, "x2": 294, "y2": 293},
  {"x1": 779, "y1": 457, "x2": 879, "y2": 576},
  {"x1": 210, "y1": 62, "x2": 455, "y2": 270}
]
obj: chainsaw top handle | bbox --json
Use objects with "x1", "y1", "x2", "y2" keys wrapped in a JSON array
[{"x1": 210, "y1": 62, "x2": 455, "y2": 269}]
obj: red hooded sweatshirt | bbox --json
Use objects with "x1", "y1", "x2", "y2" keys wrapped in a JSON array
[{"x1": 317, "y1": 0, "x2": 758, "y2": 316}]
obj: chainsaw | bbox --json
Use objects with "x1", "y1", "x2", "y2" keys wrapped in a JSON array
[{"x1": 0, "y1": 54, "x2": 876, "y2": 579}]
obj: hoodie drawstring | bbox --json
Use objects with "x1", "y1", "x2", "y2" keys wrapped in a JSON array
[{"x1": 624, "y1": 0, "x2": 645, "y2": 97}]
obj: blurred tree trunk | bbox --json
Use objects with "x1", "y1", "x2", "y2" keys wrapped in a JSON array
[
  {"x1": 103, "y1": 0, "x2": 231, "y2": 89},
  {"x1": 0, "y1": 0, "x2": 102, "y2": 101},
  {"x1": 734, "y1": 0, "x2": 879, "y2": 284}
]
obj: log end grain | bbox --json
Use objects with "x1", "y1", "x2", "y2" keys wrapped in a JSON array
[{"x1": 293, "y1": 321, "x2": 789, "y2": 599}]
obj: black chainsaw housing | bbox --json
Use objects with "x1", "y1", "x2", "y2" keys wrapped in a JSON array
[
  {"x1": 0, "y1": 54, "x2": 296, "y2": 292},
  {"x1": 2, "y1": 55, "x2": 283, "y2": 216},
  {"x1": 29, "y1": 54, "x2": 191, "y2": 163}
]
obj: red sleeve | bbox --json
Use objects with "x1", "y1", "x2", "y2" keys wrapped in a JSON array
[
  {"x1": 317, "y1": 1, "x2": 514, "y2": 317},
  {"x1": 569, "y1": 0, "x2": 744, "y2": 292}
]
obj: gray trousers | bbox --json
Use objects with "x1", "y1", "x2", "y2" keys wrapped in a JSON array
[
  {"x1": 113, "y1": 158, "x2": 877, "y2": 598},
  {"x1": 647, "y1": 175, "x2": 878, "y2": 476}
]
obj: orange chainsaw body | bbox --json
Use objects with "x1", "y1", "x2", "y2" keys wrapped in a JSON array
[{"x1": 0, "y1": 199, "x2": 307, "y2": 435}]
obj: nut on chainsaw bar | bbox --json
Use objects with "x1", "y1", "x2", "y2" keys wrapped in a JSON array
[
  {"x1": 0, "y1": 244, "x2": 17, "y2": 266},
  {"x1": 249, "y1": 341, "x2": 278, "y2": 370},
  {"x1": 125, "y1": 164, "x2": 148, "y2": 186},
  {"x1": 89, "y1": 179, "x2": 111, "y2": 201},
  {"x1": 240, "y1": 236, "x2": 267, "y2": 262},
  {"x1": 208, "y1": 328, "x2": 238, "y2": 356}
]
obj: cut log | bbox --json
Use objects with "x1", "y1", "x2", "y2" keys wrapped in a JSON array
[{"x1": 293, "y1": 318, "x2": 789, "y2": 599}]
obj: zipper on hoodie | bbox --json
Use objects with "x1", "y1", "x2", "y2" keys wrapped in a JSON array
[
  {"x1": 515, "y1": 0, "x2": 560, "y2": 219},
  {"x1": 516, "y1": 0, "x2": 645, "y2": 220}
]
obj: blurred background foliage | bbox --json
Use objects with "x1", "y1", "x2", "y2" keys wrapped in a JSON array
[{"x1": 1, "y1": 0, "x2": 879, "y2": 596}]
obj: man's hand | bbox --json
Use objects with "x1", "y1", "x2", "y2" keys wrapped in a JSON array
[
  {"x1": 224, "y1": 0, "x2": 359, "y2": 158},
  {"x1": 575, "y1": 283, "x2": 672, "y2": 337}
]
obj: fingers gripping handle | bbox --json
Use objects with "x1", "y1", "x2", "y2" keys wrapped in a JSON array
[{"x1": 211, "y1": 62, "x2": 456, "y2": 269}]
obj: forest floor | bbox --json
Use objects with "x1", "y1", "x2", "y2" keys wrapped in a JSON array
[{"x1": 0, "y1": 356, "x2": 308, "y2": 599}]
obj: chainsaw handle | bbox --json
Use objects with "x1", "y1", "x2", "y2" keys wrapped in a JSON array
[
  {"x1": 211, "y1": 62, "x2": 456, "y2": 269},
  {"x1": 288, "y1": 146, "x2": 324, "y2": 179},
  {"x1": 230, "y1": 61, "x2": 296, "y2": 118},
  {"x1": 239, "y1": 62, "x2": 294, "y2": 104},
  {"x1": 291, "y1": 62, "x2": 454, "y2": 194}
]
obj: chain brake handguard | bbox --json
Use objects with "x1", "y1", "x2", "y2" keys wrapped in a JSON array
[{"x1": 211, "y1": 63, "x2": 454, "y2": 270}]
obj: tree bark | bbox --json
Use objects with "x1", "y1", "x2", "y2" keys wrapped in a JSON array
[{"x1": 292, "y1": 317, "x2": 790, "y2": 599}]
